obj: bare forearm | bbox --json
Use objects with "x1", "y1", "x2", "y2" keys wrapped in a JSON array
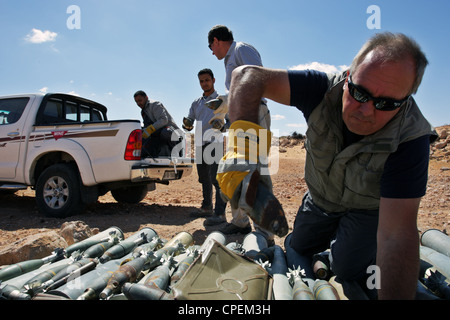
[
  {"x1": 228, "y1": 65, "x2": 291, "y2": 123},
  {"x1": 228, "y1": 66, "x2": 265, "y2": 123},
  {"x1": 377, "y1": 197, "x2": 421, "y2": 300},
  {"x1": 377, "y1": 226, "x2": 420, "y2": 299}
]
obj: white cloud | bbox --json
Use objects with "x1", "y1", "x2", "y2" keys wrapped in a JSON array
[
  {"x1": 39, "y1": 87, "x2": 49, "y2": 93},
  {"x1": 289, "y1": 62, "x2": 349, "y2": 74},
  {"x1": 25, "y1": 28, "x2": 58, "y2": 44},
  {"x1": 271, "y1": 114, "x2": 286, "y2": 121}
]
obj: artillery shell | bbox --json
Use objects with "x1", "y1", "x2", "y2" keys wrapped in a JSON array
[
  {"x1": 122, "y1": 283, "x2": 174, "y2": 300},
  {"x1": 0, "y1": 284, "x2": 31, "y2": 300},
  {"x1": 64, "y1": 226, "x2": 124, "y2": 257},
  {"x1": 99, "y1": 228, "x2": 157, "y2": 263},
  {"x1": 313, "y1": 280, "x2": 340, "y2": 300},
  {"x1": 0, "y1": 259, "x2": 48, "y2": 282},
  {"x1": 244, "y1": 174, "x2": 289, "y2": 237},
  {"x1": 421, "y1": 229, "x2": 450, "y2": 258},
  {"x1": 271, "y1": 246, "x2": 292, "y2": 300}
]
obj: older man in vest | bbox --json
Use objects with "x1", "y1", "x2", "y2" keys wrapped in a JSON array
[{"x1": 217, "y1": 32, "x2": 437, "y2": 299}]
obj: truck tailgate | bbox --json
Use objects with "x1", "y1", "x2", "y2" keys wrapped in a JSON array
[{"x1": 131, "y1": 158, "x2": 193, "y2": 182}]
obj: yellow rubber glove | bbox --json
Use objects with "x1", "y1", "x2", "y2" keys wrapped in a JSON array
[
  {"x1": 217, "y1": 120, "x2": 288, "y2": 237},
  {"x1": 142, "y1": 125, "x2": 156, "y2": 139},
  {"x1": 217, "y1": 120, "x2": 271, "y2": 200}
]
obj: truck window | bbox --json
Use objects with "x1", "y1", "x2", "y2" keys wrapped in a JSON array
[
  {"x1": 80, "y1": 104, "x2": 105, "y2": 122},
  {"x1": 80, "y1": 104, "x2": 90, "y2": 122},
  {"x1": 92, "y1": 109, "x2": 103, "y2": 121},
  {"x1": 43, "y1": 99, "x2": 65, "y2": 123},
  {"x1": 40, "y1": 98, "x2": 79, "y2": 124},
  {"x1": 66, "y1": 101, "x2": 78, "y2": 121},
  {"x1": 0, "y1": 97, "x2": 29, "y2": 125},
  {"x1": 36, "y1": 95, "x2": 107, "y2": 125}
]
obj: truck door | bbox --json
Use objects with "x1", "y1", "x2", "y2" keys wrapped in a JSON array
[{"x1": 0, "y1": 97, "x2": 31, "y2": 179}]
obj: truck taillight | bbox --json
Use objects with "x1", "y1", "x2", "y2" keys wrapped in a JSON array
[{"x1": 125, "y1": 129, "x2": 142, "y2": 160}]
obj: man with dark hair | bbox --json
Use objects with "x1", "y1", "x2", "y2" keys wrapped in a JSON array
[
  {"x1": 208, "y1": 25, "x2": 234, "y2": 44},
  {"x1": 208, "y1": 25, "x2": 269, "y2": 106},
  {"x1": 218, "y1": 32, "x2": 437, "y2": 299},
  {"x1": 184, "y1": 69, "x2": 227, "y2": 217},
  {"x1": 134, "y1": 90, "x2": 180, "y2": 158},
  {"x1": 206, "y1": 25, "x2": 272, "y2": 241}
]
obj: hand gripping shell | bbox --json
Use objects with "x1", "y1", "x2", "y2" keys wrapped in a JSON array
[
  {"x1": 217, "y1": 120, "x2": 288, "y2": 237},
  {"x1": 206, "y1": 95, "x2": 228, "y2": 130}
]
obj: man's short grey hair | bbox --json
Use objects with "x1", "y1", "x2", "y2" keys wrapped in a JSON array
[{"x1": 350, "y1": 32, "x2": 428, "y2": 95}]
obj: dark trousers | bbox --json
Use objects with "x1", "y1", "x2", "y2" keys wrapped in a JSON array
[
  {"x1": 196, "y1": 144, "x2": 226, "y2": 215},
  {"x1": 287, "y1": 191, "x2": 379, "y2": 282},
  {"x1": 142, "y1": 126, "x2": 180, "y2": 158}
]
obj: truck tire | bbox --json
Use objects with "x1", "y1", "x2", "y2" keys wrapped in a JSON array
[
  {"x1": 111, "y1": 185, "x2": 148, "y2": 204},
  {"x1": 36, "y1": 163, "x2": 85, "y2": 218}
]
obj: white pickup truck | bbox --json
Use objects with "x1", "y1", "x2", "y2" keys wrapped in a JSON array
[{"x1": 0, "y1": 93, "x2": 192, "y2": 218}]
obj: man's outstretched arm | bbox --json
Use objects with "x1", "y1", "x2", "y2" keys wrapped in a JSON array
[{"x1": 228, "y1": 65, "x2": 291, "y2": 123}]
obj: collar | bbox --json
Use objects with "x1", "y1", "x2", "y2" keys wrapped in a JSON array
[
  {"x1": 225, "y1": 41, "x2": 237, "y2": 58},
  {"x1": 202, "y1": 90, "x2": 219, "y2": 100}
]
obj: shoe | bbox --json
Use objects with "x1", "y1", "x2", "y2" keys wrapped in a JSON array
[
  {"x1": 220, "y1": 223, "x2": 251, "y2": 235},
  {"x1": 189, "y1": 205, "x2": 213, "y2": 218},
  {"x1": 204, "y1": 215, "x2": 226, "y2": 226}
]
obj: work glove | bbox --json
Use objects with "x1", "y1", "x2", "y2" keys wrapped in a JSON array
[
  {"x1": 182, "y1": 117, "x2": 194, "y2": 131},
  {"x1": 217, "y1": 120, "x2": 288, "y2": 237},
  {"x1": 142, "y1": 125, "x2": 156, "y2": 139},
  {"x1": 206, "y1": 95, "x2": 228, "y2": 131}
]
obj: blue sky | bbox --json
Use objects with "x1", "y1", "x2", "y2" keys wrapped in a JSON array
[{"x1": 1, "y1": 0, "x2": 449, "y2": 136}]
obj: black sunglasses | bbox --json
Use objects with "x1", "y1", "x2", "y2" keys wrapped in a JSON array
[{"x1": 347, "y1": 73, "x2": 410, "y2": 111}]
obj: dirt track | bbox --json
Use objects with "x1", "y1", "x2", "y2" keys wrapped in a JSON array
[{"x1": 0, "y1": 128, "x2": 449, "y2": 262}]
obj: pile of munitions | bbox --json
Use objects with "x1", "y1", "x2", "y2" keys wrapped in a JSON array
[{"x1": 0, "y1": 226, "x2": 449, "y2": 300}]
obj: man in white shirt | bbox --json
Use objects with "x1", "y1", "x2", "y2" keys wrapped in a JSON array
[{"x1": 184, "y1": 69, "x2": 227, "y2": 218}]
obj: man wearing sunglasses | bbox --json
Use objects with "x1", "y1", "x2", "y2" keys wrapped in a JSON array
[
  {"x1": 206, "y1": 25, "x2": 272, "y2": 241},
  {"x1": 217, "y1": 32, "x2": 437, "y2": 299}
]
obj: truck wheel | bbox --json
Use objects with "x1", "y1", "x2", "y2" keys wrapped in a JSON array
[
  {"x1": 36, "y1": 164, "x2": 85, "y2": 218},
  {"x1": 111, "y1": 185, "x2": 148, "y2": 204}
]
